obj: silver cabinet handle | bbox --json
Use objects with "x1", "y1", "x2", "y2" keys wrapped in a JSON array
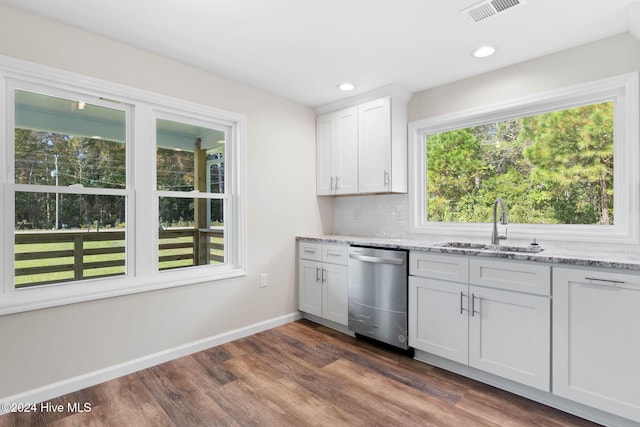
[
  {"x1": 330, "y1": 176, "x2": 335, "y2": 190},
  {"x1": 326, "y1": 252, "x2": 342, "y2": 257},
  {"x1": 460, "y1": 292, "x2": 467, "y2": 314},
  {"x1": 321, "y1": 268, "x2": 326, "y2": 283},
  {"x1": 316, "y1": 267, "x2": 321, "y2": 282},
  {"x1": 335, "y1": 176, "x2": 340, "y2": 189},
  {"x1": 303, "y1": 248, "x2": 316, "y2": 254},
  {"x1": 471, "y1": 293, "x2": 479, "y2": 317},
  {"x1": 585, "y1": 277, "x2": 625, "y2": 284},
  {"x1": 384, "y1": 170, "x2": 389, "y2": 186}
]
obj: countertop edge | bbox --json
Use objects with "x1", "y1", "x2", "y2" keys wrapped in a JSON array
[{"x1": 296, "y1": 235, "x2": 640, "y2": 272}]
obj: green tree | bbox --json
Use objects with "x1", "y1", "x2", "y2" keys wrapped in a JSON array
[
  {"x1": 424, "y1": 102, "x2": 613, "y2": 225},
  {"x1": 522, "y1": 102, "x2": 613, "y2": 224},
  {"x1": 426, "y1": 129, "x2": 484, "y2": 221},
  {"x1": 14, "y1": 130, "x2": 128, "y2": 229}
]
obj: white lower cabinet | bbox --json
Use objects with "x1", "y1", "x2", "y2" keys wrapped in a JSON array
[
  {"x1": 298, "y1": 241, "x2": 348, "y2": 326},
  {"x1": 553, "y1": 267, "x2": 640, "y2": 423},
  {"x1": 298, "y1": 258, "x2": 324, "y2": 317},
  {"x1": 409, "y1": 276, "x2": 468, "y2": 364},
  {"x1": 409, "y1": 252, "x2": 551, "y2": 391},
  {"x1": 409, "y1": 254, "x2": 469, "y2": 364},
  {"x1": 468, "y1": 284, "x2": 550, "y2": 390}
]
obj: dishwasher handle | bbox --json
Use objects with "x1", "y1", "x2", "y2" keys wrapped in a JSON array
[{"x1": 349, "y1": 253, "x2": 404, "y2": 265}]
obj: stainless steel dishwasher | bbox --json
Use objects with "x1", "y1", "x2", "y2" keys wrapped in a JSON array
[{"x1": 348, "y1": 246, "x2": 409, "y2": 350}]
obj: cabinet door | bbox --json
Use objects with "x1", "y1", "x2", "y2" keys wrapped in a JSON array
[
  {"x1": 334, "y1": 107, "x2": 358, "y2": 195},
  {"x1": 298, "y1": 259, "x2": 322, "y2": 317},
  {"x1": 553, "y1": 268, "x2": 640, "y2": 423},
  {"x1": 409, "y1": 276, "x2": 468, "y2": 364},
  {"x1": 468, "y1": 286, "x2": 550, "y2": 391},
  {"x1": 358, "y1": 97, "x2": 391, "y2": 194},
  {"x1": 316, "y1": 113, "x2": 334, "y2": 195},
  {"x1": 323, "y1": 263, "x2": 348, "y2": 326}
]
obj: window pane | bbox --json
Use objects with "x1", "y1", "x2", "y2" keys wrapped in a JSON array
[
  {"x1": 14, "y1": 90, "x2": 126, "y2": 189},
  {"x1": 426, "y1": 101, "x2": 614, "y2": 225},
  {"x1": 156, "y1": 118, "x2": 225, "y2": 193},
  {"x1": 158, "y1": 197, "x2": 225, "y2": 270},
  {"x1": 15, "y1": 192, "x2": 126, "y2": 288}
]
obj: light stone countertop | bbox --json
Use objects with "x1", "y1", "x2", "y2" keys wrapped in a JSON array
[{"x1": 296, "y1": 234, "x2": 640, "y2": 272}]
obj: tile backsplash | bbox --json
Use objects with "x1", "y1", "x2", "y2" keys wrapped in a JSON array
[
  {"x1": 333, "y1": 193, "x2": 640, "y2": 257},
  {"x1": 334, "y1": 194, "x2": 410, "y2": 238}
]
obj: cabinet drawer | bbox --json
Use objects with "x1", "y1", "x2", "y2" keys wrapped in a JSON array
[
  {"x1": 470, "y1": 259, "x2": 550, "y2": 295},
  {"x1": 410, "y1": 252, "x2": 469, "y2": 282},
  {"x1": 298, "y1": 241, "x2": 322, "y2": 261},
  {"x1": 322, "y1": 244, "x2": 348, "y2": 265}
]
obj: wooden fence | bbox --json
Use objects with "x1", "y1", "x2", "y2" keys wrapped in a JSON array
[{"x1": 15, "y1": 228, "x2": 224, "y2": 287}]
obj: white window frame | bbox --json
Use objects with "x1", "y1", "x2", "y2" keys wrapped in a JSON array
[
  {"x1": 0, "y1": 55, "x2": 247, "y2": 315},
  {"x1": 408, "y1": 73, "x2": 640, "y2": 244},
  {"x1": 152, "y1": 109, "x2": 238, "y2": 276}
]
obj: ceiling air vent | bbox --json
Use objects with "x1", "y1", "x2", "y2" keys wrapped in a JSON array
[{"x1": 462, "y1": 0, "x2": 527, "y2": 23}]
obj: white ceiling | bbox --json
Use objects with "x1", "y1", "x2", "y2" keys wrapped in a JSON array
[{"x1": 1, "y1": 0, "x2": 639, "y2": 107}]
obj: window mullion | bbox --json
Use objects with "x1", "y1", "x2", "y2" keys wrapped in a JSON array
[{"x1": 133, "y1": 104, "x2": 155, "y2": 278}]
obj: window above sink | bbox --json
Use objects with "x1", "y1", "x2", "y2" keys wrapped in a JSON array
[{"x1": 408, "y1": 73, "x2": 640, "y2": 245}]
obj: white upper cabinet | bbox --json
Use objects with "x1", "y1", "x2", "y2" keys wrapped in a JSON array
[
  {"x1": 335, "y1": 107, "x2": 359, "y2": 195},
  {"x1": 316, "y1": 107, "x2": 358, "y2": 195},
  {"x1": 316, "y1": 113, "x2": 334, "y2": 195},
  {"x1": 358, "y1": 97, "x2": 392, "y2": 193},
  {"x1": 315, "y1": 86, "x2": 410, "y2": 196}
]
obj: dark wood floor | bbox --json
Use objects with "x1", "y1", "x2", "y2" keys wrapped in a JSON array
[{"x1": 0, "y1": 319, "x2": 599, "y2": 426}]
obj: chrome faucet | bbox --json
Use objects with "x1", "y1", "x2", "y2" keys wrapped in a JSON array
[{"x1": 491, "y1": 198, "x2": 508, "y2": 245}]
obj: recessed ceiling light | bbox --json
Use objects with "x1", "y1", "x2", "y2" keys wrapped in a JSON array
[
  {"x1": 473, "y1": 45, "x2": 496, "y2": 58},
  {"x1": 338, "y1": 82, "x2": 355, "y2": 91}
]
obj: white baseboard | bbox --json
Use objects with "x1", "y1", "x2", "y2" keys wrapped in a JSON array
[{"x1": 1, "y1": 311, "x2": 302, "y2": 413}]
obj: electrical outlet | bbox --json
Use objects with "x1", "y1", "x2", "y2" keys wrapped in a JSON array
[{"x1": 259, "y1": 273, "x2": 268, "y2": 288}]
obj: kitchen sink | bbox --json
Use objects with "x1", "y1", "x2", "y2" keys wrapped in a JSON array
[{"x1": 436, "y1": 242, "x2": 544, "y2": 253}]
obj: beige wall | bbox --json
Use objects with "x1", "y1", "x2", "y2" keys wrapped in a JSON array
[
  {"x1": 0, "y1": 4, "x2": 333, "y2": 399},
  {"x1": 409, "y1": 33, "x2": 640, "y2": 121}
]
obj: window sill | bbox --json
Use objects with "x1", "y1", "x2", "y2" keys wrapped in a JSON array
[
  {"x1": 0, "y1": 267, "x2": 247, "y2": 316},
  {"x1": 409, "y1": 221, "x2": 638, "y2": 245}
]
